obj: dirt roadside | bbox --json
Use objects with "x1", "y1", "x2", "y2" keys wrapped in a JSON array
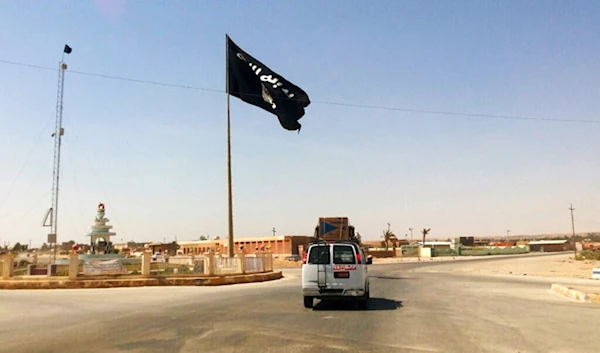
[{"x1": 416, "y1": 252, "x2": 598, "y2": 280}]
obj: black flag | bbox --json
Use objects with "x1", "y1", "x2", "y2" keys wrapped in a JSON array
[
  {"x1": 64, "y1": 45, "x2": 72, "y2": 54},
  {"x1": 226, "y1": 35, "x2": 310, "y2": 132}
]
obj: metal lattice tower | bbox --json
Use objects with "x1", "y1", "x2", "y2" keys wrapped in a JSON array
[
  {"x1": 52, "y1": 62, "x2": 67, "y2": 241},
  {"x1": 43, "y1": 60, "x2": 67, "y2": 262}
]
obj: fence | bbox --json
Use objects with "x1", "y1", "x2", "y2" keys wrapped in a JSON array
[
  {"x1": 214, "y1": 256, "x2": 242, "y2": 275},
  {"x1": 0, "y1": 251, "x2": 274, "y2": 280},
  {"x1": 151, "y1": 256, "x2": 206, "y2": 275},
  {"x1": 245, "y1": 256, "x2": 263, "y2": 273},
  {"x1": 431, "y1": 248, "x2": 458, "y2": 257},
  {"x1": 459, "y1": 246, "x2": 530, "y2": 256}
]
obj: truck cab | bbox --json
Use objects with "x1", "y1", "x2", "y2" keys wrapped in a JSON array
[{"x1": 301, "y1": 240, "x2": 372, "y2": 309}]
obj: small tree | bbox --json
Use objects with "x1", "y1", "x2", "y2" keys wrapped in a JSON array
[
  {"x1": 12, "y1": 242, "x2": 23, "y2": 252},
  {"x1": 199, "y1": 235, "x2": 208, "y2": 241}
]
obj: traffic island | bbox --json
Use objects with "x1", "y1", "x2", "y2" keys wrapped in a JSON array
[
  {"x1": 1, "y1": 245, "x2": 282, "y2": 290},
  {"x1": 551, "y1": 284, "x2": 600, "y2": 304},
  {"x1": 0, "y1": 271, "x2": 283, "y2": 290}
]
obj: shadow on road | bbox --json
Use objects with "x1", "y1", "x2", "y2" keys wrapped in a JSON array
[
  {"x1": 371, "y1": 276, "x2": 412, "y2": 280},
  {"x1": 313, "y1": 298, "x2": 403, "y2": 311}
]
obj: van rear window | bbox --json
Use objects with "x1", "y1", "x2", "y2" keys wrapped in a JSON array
[
  {"x1": 308, "y1": 246, "x2": 330, "y2": 264},
  {"x1": 333, "y1": 245, "x2": 356, "y2": 264}
]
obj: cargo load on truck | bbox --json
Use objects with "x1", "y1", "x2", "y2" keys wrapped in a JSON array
[{"x1": 314, "y1": 217, "x2": 358, "y2": 242}]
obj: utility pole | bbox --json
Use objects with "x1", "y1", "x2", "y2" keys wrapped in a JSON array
[
  {"x1": 409, "y1": 228, "x2": 413, "y2": 242},
  {"x1": 569, "y1": 203, "x2": 577, "y2": 257},
  {"x1": 506, "y1": 230, "x2": 510, "y2": 239},
  {"x1": 272, "y1": 227, "x2": 276, "y2": 237}
]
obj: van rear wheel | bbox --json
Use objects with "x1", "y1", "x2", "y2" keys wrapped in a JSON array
[{"x1": 303, "y1": 296, "x2": 313, "y2": 308}]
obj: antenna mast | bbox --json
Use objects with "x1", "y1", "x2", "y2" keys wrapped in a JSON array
[{"x1": 43, "y1": 45, "x2": 71, "y2": 262}]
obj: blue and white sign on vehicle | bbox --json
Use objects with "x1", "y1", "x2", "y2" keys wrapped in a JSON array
[{"x1": 321, "y1": 221, "x2": 338, "y2": 235}]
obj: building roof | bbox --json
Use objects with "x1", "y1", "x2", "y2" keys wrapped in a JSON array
[{"x1": 528, "y1": 240, "x2": 568, "y2": 245}]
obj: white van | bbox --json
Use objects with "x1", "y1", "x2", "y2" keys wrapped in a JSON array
[{"x1": 301, "y1": 240, "x2": 372, "y2": 308}]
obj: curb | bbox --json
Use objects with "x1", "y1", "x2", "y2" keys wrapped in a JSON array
[
  {"x1": 0, "y1": 271, "x2": 283, "y2": 290},
  {"x1": 551, "y1": 284, "x2": 600, "y2": 304}
]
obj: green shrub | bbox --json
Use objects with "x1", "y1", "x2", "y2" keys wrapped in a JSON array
[{"x1": 576, "y1": 250, "x2": 600, "y2": 261}]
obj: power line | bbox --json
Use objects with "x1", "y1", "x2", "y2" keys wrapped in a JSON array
[
  {"x1": 0, "y1": 113, "x2": 54, "y2": 212},
  {"x1": 1, "y1": 58, "x2": 599, "y2": 124}
]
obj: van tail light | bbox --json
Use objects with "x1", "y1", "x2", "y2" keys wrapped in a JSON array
[
  {"x1": 302, "y1": 252, "x2": 307, "y2": 264},
  {"x1": 356, "y1": 252, "x2": 362, "y2": 264}
]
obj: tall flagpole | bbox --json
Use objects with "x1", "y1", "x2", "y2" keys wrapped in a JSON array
[{"x1": 226, "y1": 34, "x2": 234, "y2": 257}]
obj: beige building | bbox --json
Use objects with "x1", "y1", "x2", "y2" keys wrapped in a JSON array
[{"x1": 178, "y1": 235, "x2": 312, "y2": 257}]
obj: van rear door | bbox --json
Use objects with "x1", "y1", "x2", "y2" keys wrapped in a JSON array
[
  {"x1": 302, "y1": 243, "x2": 332, "y2": 289},
  {"x1": 330, "y1": 244, "x2": 362, "y2": 290}
]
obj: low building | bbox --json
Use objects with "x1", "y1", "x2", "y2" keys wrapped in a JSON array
[
  {"x1": 491, "y1": 241, "x2": 517, "y2": 247},
  {"x1": 528, "y1": 240, "x2": 569, "y2": 252},
  {"x1": 148, "y1": 241, "x2": 180, "y2": 255},
  {"x1": 113, "y1": 242, "x2": 146, "y2": 252},
  {"x1": 458, "y1": 236, "x2": 475, "y2": 246},
  {"x1": 473, "y1": 239, "x2": 490, "y2": 247},
  {"x1": 178, "y1": 235, "x2": 313, "y2": 257},
  {"x1": 178, "y1": 240, "x2": 220, "y2": 255},
  {"x1": 362, "y1": 239, "x2": 409, "y2": 250}
]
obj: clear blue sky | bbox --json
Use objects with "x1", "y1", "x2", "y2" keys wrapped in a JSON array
[{"x1": 1, "y1": 0, "x2": 599, "y2": 246}]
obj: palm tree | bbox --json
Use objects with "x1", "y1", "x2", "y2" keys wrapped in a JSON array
[
  {"x1": 422, "y1": 228, "x2": 431, "y2": 246},
  {"x1": 382, "y1": 230, "x2": 398, "y2": 250}
]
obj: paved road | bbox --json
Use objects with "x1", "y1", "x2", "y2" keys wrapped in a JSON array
[{"x1": 1, "y1": 260, "x2": 598, "y2": 353}]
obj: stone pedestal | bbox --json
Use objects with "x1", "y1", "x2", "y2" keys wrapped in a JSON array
[
  {"x1": 204, "y1": 252, "x2": 215, "y2": 276},
  {"x1": 237, "y1": 252, "x2": 246, "y2": 274},
  {"x1": 141, "y1": 251, "x2": 151, "y2": 276},
  {"x1": 2, "y1": 254, "x2": 14, "y2": 279},
  {"x1": 264, "y1": 252, "x2": 273, "y2": 272},
  {"x1": 68, "y1": 252, "x2": 79, "y2": 279}
]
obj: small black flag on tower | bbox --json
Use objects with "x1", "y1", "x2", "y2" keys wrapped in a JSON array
[{"x1": 64, "y1": 45, "x2": 72, "y2": 54}]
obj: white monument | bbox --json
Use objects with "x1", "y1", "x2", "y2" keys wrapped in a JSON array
[{"x1": 87, "y1": 202, "x2": 117, "y2": 254}]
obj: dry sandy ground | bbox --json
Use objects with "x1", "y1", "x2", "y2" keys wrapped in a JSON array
[
  {"x1": 275, "y1": 252, "x2": 599, "y2": 280},
  {"x1": 420, "y1": 252, "x2": 599, "y2": 280}
]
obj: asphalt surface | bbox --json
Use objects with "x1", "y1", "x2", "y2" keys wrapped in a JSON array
[{"x1": 1, "y1": 258, "x2": 599, "y2": 353}]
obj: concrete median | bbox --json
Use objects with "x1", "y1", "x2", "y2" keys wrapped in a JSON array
[
  {"x1": 0, "y1": 271, "x2": 283, "y2": 290},
  {"x1": 551, "y1": 284, "x2": 600, "y2": 304}
]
